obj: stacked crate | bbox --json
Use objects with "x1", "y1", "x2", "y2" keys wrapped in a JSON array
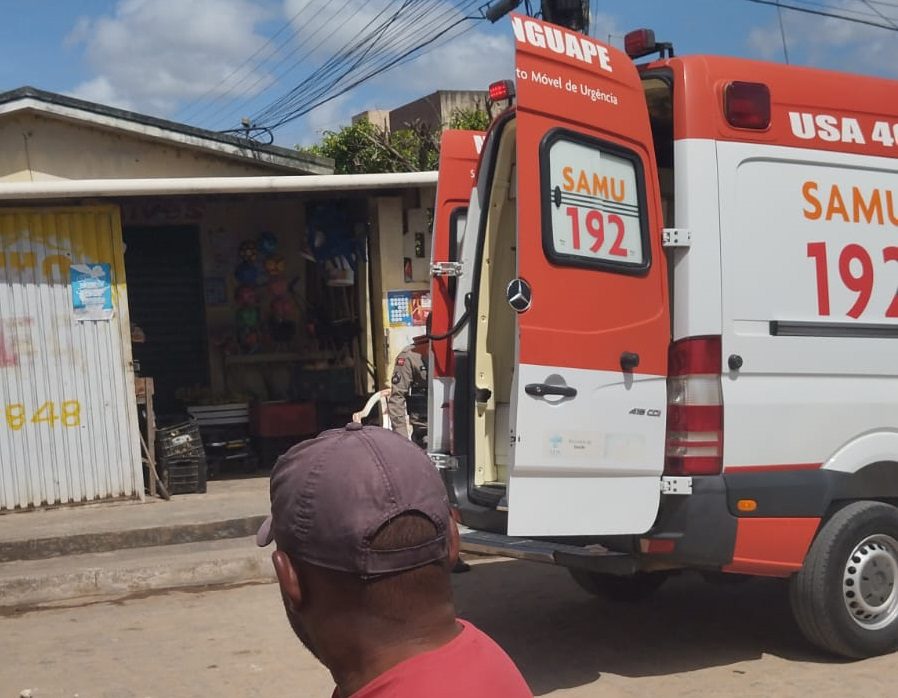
[
  {"x1": 155, "y1": 419, "x2": 207, "y2": 494},
  {"x1": 186, "y1": 403, "x2": 256, "y2": 478}
]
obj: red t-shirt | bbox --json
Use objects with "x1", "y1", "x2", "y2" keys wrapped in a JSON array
[{"x1": 333, "y1": 620, "x2": 532, "y2": 698}]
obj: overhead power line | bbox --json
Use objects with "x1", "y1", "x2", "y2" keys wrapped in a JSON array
[
  {"x1": 745, "y1": 0, "x2": 898, "y2": 31},
  {"x1": 861, "y1": 0, "x2": 898, "y2": 28},
  {"x1": 175, "y1": 2, "x2": 313, "y2": 123},
  {"x1": 200, "y1": 0, "x2": 375, "y2": 129},
  {"x1": 243, "y1": 0, "x2": 484, "y2": 133}
]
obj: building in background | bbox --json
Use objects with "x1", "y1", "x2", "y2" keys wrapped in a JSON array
[{"x1": 353, "y1": 90, "x2": 490, "y2": 133}]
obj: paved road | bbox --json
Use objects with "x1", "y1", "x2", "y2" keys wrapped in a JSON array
[{"x1": 2, "y1": 558, "x2": 895, "y2": 697}]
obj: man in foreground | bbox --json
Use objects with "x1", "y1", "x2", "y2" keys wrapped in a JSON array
[{"x1": 257, "y1": 423, "x2": 532, "y2": 697}]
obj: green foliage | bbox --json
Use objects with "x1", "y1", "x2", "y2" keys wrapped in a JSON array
[
  {"x1": 300, "y1": 105, "x2": 492, "y2": 174},
  {"x1": 447, "y1": 107, "x2": 492, "y2": 132}
]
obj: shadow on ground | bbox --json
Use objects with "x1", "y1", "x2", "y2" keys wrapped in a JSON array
[{"x1": 452, "y1": 558, "x2": 841, "y2": 696}]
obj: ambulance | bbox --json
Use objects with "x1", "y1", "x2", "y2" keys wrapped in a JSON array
[{"x1": 428, "y1": 13, "x2": 898, "y2": 658}]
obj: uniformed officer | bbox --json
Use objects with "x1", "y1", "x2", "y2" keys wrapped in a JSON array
[{"x1": 387, "y1": 335, "x2": 429, "y2": 448}]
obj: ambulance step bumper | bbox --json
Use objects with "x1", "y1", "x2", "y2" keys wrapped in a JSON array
[{"x1": 458, "y1": 527, "x2": 638, "y2": 576}]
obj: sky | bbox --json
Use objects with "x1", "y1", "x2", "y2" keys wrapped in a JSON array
[{"x1": 1, "y1": 0, "x2": 897, "y2": 148}]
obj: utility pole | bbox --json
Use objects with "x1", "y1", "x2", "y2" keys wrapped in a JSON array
[{"x1": 541, "y1": 0, "x2": 590, "y2": 32}]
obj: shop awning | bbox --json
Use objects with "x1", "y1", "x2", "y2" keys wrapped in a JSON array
[{"x1": 0, "y1": 171, "x2": 438, "y2": 200}]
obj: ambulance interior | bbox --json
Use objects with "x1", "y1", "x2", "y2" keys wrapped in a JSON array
[{"x1": 470, "y1": 77, "x2": 674, "y2": 498}]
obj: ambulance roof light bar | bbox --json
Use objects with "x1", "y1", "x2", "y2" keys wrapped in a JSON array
[
  {"x1": 482, "y1": 0, "x2": 521, "y2": 23},
  {"x1": 624, "y1": 28, "x2": 674, "y2": 60}
]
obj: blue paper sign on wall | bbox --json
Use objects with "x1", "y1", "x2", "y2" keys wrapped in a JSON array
[{"x1": 71, "y1": 263, "x2": 114, "y2": 321}]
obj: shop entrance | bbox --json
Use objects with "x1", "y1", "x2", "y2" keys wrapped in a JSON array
[{"x1": 123, "y1": 225, "x2": 208, "y2": 414}]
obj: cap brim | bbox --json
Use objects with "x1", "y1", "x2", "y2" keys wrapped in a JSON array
[{"x1": 256, "y1": 515, "x2": 274, "y2": 547}]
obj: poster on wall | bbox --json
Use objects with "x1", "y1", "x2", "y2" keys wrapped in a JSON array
[
  {"x1": 386, "y1": 290, "x2": 431, "y2": 327},
  {"x1": 71, "y1": 263, "x2": 114, "y2": 321}
]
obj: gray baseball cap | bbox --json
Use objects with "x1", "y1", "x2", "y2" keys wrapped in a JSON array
[{"x1": 256, "y1": 423, "x2": 451, "y2": 577}]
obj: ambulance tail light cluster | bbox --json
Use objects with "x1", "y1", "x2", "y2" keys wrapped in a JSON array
[
  {"x1": 664, "y1": 336, "x2": 723, "y2": 476},
  {"x1": 724, "y1": 81, "x2": 770, "y2": 130}
]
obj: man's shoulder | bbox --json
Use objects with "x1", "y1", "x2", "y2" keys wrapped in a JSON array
[{"x1": 352, "y1": 621, "x2": 532, "y2": 698}]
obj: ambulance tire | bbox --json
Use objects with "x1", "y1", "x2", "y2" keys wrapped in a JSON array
[
  {"x1": 790, "y1": 501, "x2": 898, "y2": 658},
  {"x1": 568, "y1": 569, "x2": 669, "y2": 603}
]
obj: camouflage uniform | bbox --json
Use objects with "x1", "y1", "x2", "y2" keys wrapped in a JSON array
[{"x1": 388, "y1": 343, "x2": 428, "y2": 447}]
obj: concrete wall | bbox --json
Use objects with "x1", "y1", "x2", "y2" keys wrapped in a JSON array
[
  {"x1": 352, "y1": 109, "x2": 391, "y2": 131},
  {"x1": 389, "y1": 91, "x2": 489, "y2": 131},
  {"x1": 0, "y1": 112, "x2": 283, "y2": 182}
]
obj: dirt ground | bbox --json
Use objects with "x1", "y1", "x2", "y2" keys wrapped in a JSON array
[{"x1": 3, "y1": 557, "x2": 896, "y2": 698}]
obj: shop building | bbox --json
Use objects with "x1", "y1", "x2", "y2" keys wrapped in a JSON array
[{"x1": 0, "y1": 87, "x2": 437, "y2": 511}]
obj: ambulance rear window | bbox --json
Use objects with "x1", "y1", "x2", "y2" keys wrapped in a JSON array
[{"x1": 540, "y1": 130, "x2": 649, "y2": 274}]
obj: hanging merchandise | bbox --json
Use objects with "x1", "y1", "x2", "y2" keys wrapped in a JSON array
[
  {"x1": 268, "y1": 277, "x2": 288, "y2": 298},
  {"x1": 257, "y1": 231, "x2": 278, "y2": 257},
  {"x1": 305, "y1": 202, "x2": 364, "y2": 287},
  {"x1": 264, "y1": 254, "x2": 286, "y2": 277},
  {"x1": 238, "y1": 240, "x2": 258, "y2": 263},
  {"x1": 234, "y1": 260, "x2": 262, "y2": 286},
  {"x1": 234, "y1": 284, "x2": 258, "y2": 307},
  {"x1": 236, "y1": 306, "x2": 261, "y2": 329}
]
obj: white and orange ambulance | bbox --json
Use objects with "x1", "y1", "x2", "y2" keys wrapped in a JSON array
[{"x1": 429, "y1": 13, "x2": 898, "y2": 658}]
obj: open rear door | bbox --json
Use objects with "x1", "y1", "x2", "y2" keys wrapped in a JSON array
[
  {"x1": 507, "y1": 15, "x2": 669, "y2": 536},
  {"x1": 429, "y1": 130, "x2": 484, "y2": 453}
]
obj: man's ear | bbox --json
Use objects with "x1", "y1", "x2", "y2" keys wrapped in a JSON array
[{"x1": 273, "y1": 550, "x2": 303, "y2": 609}]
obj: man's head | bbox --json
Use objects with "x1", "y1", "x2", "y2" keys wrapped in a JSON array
[{"x1": 257, "y1": 424, "x2": 459, "y2": 659}]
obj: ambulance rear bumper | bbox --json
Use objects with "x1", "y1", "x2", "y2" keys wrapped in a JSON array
[
  {"x1": 458, "y1": 526, "x2": 640, "y2": 576},
  {"x1": 456, "y1": 476, "x2": 739, "y2": 573}
]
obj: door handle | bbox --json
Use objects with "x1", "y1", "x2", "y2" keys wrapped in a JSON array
[
  {"x1": 620, "y1": 352, "x2": 640, "y2": 372},
  {"x1": 474, "y1": 387, "x2": 492, "y2": 403},
  {"x1": 524, "y1": 383, "x2": 577, "y2": 398}
]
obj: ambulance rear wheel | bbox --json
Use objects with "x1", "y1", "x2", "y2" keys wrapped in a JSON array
[
  {"x1": 568, "y1": 569, "x2": 669, "y2": 603},
  {"x1": 790, "y1": 501, "x2": 898, "y2": 658}
]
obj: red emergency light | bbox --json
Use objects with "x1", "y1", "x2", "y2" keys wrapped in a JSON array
[
  {"x1": 624, "y1": 28, "x2": 674, "y2": 60},
  {"x1": 488, "y1": 80, "x2": 515, "y2": 103},
  {"x1": 724, "y1": 81, "x2": 771, "y2": 130}
]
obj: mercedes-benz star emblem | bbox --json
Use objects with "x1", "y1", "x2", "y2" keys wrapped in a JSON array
[{"x1": 506, "y1": 278, "x2": 532, "y2": 313}]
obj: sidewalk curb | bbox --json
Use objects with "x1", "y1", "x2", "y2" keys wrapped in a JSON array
[
  {"x1": 0, "y1": 536, "x2": 275, "y2": 609},
  {"x1": 0, "y1": 515, "x2": 268, "y2": 563}
]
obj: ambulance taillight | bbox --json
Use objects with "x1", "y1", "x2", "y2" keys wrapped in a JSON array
[
  {"x1": 665, "y1": 336, "x2": 723, "y2": 476},
  {"x1": 724, "y1": 81, "x2": 771, "y2": 130}
]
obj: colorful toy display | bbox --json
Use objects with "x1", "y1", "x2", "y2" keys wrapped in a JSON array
[
  {"x1": 238, "y1": 240, "x2": 257, "y2": 262},
  {"x1": 230, "y1": 231, "x2": 296, "y2": 352}
]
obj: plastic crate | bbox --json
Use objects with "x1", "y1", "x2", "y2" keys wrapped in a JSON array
[
  {"x1": 160, "y1": 455, "x2": 207, "y2": 495},
  {"x1": 156, "y1": 419, "x2": 204, "y2": 460},
  {"x1": 250, "y1": 401, "x2": 317, "y2": 438}
]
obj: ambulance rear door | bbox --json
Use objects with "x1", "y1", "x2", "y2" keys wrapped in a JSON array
[
  {"x1": 507, "y1": 15, "x2": 670, "y2": 535},
  {"x1": 429, "y1": 130, "x2": 484, "y2": 453}
]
